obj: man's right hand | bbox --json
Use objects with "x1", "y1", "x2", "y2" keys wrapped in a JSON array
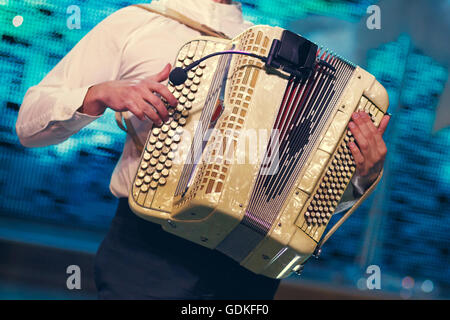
[{"x1": 79, "y1": 63, "x2": 178, "y2": 126}]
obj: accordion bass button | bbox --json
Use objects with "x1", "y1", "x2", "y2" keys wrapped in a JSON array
[
  {"x1": 135, "y1": 179, "x2": 143, "y2": 187},
  {"x1": 179, "y1": 96, "x2": 187, "y2": 104},
  {"x1": 187, "y1": 93, "x2": 195, "y2": 101},
  {"x1": 187, "y1": 71, "x2": 195, "y2": 79},
  {"x1": 150, "y1": 181, "x2": 158, "y2": 189},
  {"x1": 140, "y1": 184, "x2": 149, "y2": 193},
  {"x1": 159, "y1": 177, "x2": 167, "y2": 186},
  {"x1": 155, "y1": 141, "x2": 163, "y2": 150},
  {"x1": 182, "y1": 88, "x2": 190, "y2": 96},
  {"x1": 165, "y1": 160, "x2": 173, "y2": 168},
  {"x1": 193, "y1": 77, "x2": 200, "y2": 85},
  {"x1": 144, "y1": 176, "x2": 151, "y2": 184},
  {"x1": 178, "y1": 118, "x2": 187, "y2": 126},
  {"x1": 149, "y1": 158, "x2": 158, "y2": 167},
  {"x1": 184, "y1": 102, "x2": 192, "y2": 110},
  {"x1": 141, "y1": 162, "x2": 149, "y2": 170},
  {"x1": 143, "y1": 152, "x2": 151, "y2": 161},
  {"x1": 156, "y1": 163, "x2": 164, "y2": 172},
  {"x1": 161, "y1": 169, "x2": 169, "y2": 177},
  {"x1": 190, "y1": 85, "x2": 198, "y2": 93},
  {"x1": 184, "y1": 80, "x2": 193, "y2": 87},
  {"x1": 199, "y1": 61, "x2": 206, "y2": 68},
  {"x1": 159, "y1": 155, "x2": 167, "y2": 163}
]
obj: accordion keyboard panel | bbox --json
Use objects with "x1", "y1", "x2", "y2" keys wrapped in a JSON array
[{"x1": 295, "y1": 95, "x2": 386, "y2": 242}]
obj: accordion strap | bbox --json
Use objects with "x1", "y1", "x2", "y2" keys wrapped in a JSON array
[
  {"x1": 315, "y1": 169, "x2": 384, "y2": 254},
  {"x1": 115, "y1": 3, "x2": 230, "y2": 152}
]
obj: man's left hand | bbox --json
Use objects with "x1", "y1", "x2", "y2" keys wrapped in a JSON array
[{"x1": 348, "y1": 111, "x2": 390, "y2": 192}]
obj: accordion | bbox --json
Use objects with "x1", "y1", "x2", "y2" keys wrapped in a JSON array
[{"x1": 128, "y1": 26, "x2": 389, "y2": 279}]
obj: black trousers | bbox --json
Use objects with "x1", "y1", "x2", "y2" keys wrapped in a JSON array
[{"x1": 94, "y1": 198, "x2": 280, "y2": 299}]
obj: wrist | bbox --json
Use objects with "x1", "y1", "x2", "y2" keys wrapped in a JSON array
[{"x1": 79, "y1": 85, "x2": 107, "y2": 116}]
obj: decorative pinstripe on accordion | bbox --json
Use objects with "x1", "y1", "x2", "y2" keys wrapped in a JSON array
[{"x1": 129, "y1": 26, "x2": 389, "y2": 279}]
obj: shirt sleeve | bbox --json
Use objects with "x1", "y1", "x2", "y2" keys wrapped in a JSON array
[{"x1": 15, "y1": 6, "x2": 155, "y2": 147}]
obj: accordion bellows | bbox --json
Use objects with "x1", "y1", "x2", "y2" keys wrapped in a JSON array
[{"x1": 128, "y1": 26, "x2": 389, "y2": 279}]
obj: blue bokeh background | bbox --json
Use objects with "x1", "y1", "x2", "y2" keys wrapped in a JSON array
[{"x1": 0, "y1": 0, "x2": 448, "y2": 299}]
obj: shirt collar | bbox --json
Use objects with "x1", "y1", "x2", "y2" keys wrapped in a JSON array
[{"x1": 152, "y1": 0, "x2": 246, "y2": 37}]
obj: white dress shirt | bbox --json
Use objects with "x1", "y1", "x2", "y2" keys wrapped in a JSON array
[
  {"x1": 16, "y1": 0, "x2": 252, "y2": 198},
  {"x1": 16, "y1": 0, "x2": 362, "y2": 205}
]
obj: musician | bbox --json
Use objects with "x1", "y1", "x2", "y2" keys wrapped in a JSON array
[{"x1": 16, "y1": 0, "x2": 390, "y2": 299}]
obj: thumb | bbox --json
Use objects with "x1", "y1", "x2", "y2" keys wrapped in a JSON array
[{"x1": 152, "y1": 63, "x2": 172, "y2": 83}]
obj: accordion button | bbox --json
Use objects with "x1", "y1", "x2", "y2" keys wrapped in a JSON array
[
  {"x1": 135, "y1": 179, "x2": 143, "y2": 187},
  {"x1": 199, "y1": 61, "x2": 206, "y2": 68},
  {"x1": 156, "y1": 163, "x2": 164, "y2": 172},
  {"x1": 153, "y1": 172, "x2": 161, "y2": 180},
  {"x1": 167, "y1": 129, "x2": 175, "y2": 138},
  {"x1": 170, "y1": 121, "x2": 178, "y2": 130},
  {"x1": 181, "y1": 109, "x2": 189, "y2": 117},
  {"x1": 143, "y1": 152, "x2": 151, "y2": 161},
  {"x1": 182, "y1": 88, "x2": 190, "y2": 96},
  {"x1": 173, "y1": 135, "x2": 181, "y2": 143},
  {"x1": 159, "y1": 155, "x2": 167, "y2": 163},
  {"x1": 169, "y1": 86, "x2": 175, "y2": 93},
  {"x1": 168, "y1": 152, "x2": 175, "y2": 160},
  {"x1": 140, "y1": 185, "x2": 149, "y2": 193},
  {"x1": 166, "y1": 160, "x2": 173, "y2": 168},
  {"x1": 158, "y1": 133, "x2": 167, "y2": 141},
  {"x1": 185, "y1": 80, "x2": 193, "y2": 87},
  {"x1": 187, "y1": 93, "x2": 195, "y2": 101},
  {"x1": 179, "y1": 96, "x2": 187, "y2": 104},
  {"x1": 170, "y1": 143, "x2": 178, "y2": 151},
  {"x1": 178, "y1": 118, "x2": 187, "y2": 126},
  {"x1": 184, "y1": 58, "x2": 192, "y2": 65},
  {"x1": 155, "y1": 141, "x2": 163, "y2": 150},
  {"x1": 188, "y1": 71, "x2": 195, "y2": 79},
  {"x1": 167, "y1": 107, "x2": 175, "y2": 116},
  {"x1": 195, "y1": 68, "x2": 203, "y2": 76},
  {"x1": 165, "y1": 138, "x2": 172, "y2": 146},
  {"x1": 173, "y1": 113, "x2": 181, "y2": 121},
  {"x1": 152, "y1": 128, "x2": 160, "y2": 135},
  {"x1": 152, "y1": 149, "x2": 161, "y2": 158},
  {"x1": 141, "y1": 162, "x2": 148, "y2": 170},
  {"x1": 150, "y1": 181, "x2": 158, "y2": 189},
  {"x1": 162, "y1": 146, "x2": 170, "y2": 155},
  {"x1": 193, "y1": 77, "x2": 200, "y2": 85},
  {"x1": 146, "y1": 144, "x2": 155, "y2": 153},
  {"x1": 184, "y1": 102, "x2": 192, "y2": 110},
  {"x1": 147, "y1": 167, "x2": 156, "y2": 175},
  {"x1": 149, "y1": 136, "x2": 157, "y2": 144},
  {"x1": 176, "y1": 84, "x2": 184, "y2": 91},
  {"x1": 161, "y1": 169, "x2": 169, "y2": 177},
  {"x1": 176, "y1": 105, "x2": 184, "y2": 113},
  {"x1": 176, "y1": 127, "x2": 184, "y2": 135},
  {"x1": 144, "y1": 176, "x2": 151, "y2": 184},
  {"x1": 149, "y1": 158, "x2": 158, "y2": 166},
  {"x1": 159, "y1": 177, "x2": 167, "y2": 186},
  {"x1": 190, "y1": 85, "x2": 198, "y2": 93},
  {"x1": 161, "y1": 124, "x2": 170, "y2": 133}
]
